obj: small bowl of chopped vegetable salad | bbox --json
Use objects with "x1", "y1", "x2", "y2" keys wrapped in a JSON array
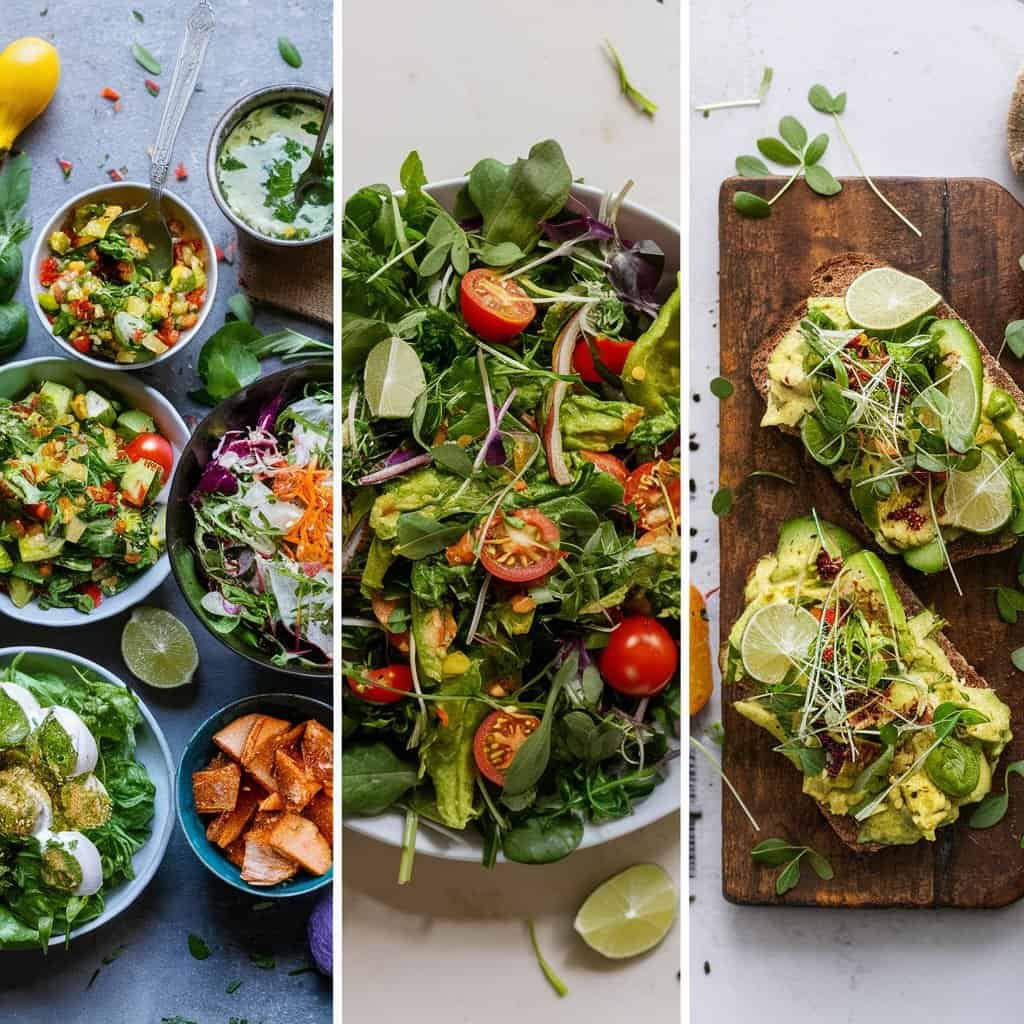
[
  {"x1": 0, "y1": 357, "x2": 189, "y2": 626},
  {"x1": 167, "y1": 362, "x2": 333, "y2": 679},
  {"x1": 29, "y1": 182, "x2": 218, "y2": 369}
]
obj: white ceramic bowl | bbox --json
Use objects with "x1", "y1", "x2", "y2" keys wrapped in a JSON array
[
  {"x1": 28, "y1": 182, "x2": 218, "y2": 370},
  {"x1": 0, "y1": 357, "x2": 190, "y2": 627},
  {"x1": 0, "y1": 647, "x2": 174, "y2": 949},
  {"x1": 344, "y1": 180, "x2": 682, "y2": 862}
]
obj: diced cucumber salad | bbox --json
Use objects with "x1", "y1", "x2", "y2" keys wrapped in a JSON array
[
  {"x1": 187, "y1": 389, "x2": 333, "y2": 670},
  {"x1": 38, "y1": 202, "x2": 208, "y2": 364},
  {"x1": 0, "y1": 379, "x2": 171, "y2": 614}
]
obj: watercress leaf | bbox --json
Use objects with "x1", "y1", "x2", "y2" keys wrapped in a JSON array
[
  {"x1": 735, "y1": 155, "x2": 771, "y2": 178},
  {"x1": 968, "y1": 791, "x2": 1009, "y2": 829},
  {"x1": 477, "y1": 241, "x2": 526, "y2": 267},
  {"x1": 501, "y1": 813, "x2": 583, "y2": 864},
  {"x1": 1013, "y1": 646, "x2": 1024, "y2": 672},
  {"x1": 775, "y1": 857, "x2": 802, "y2": 895},
  {"x1": 560, "y1": 710, "x2": 595, "y2": 760},
  {"x1": 467, "y1": 139, "x2": 572, "y2": 252},
  {"x1": 429, "y1": 442, "x2": 474, "y2": 478},
  {"x1": 341, "y1": 742, "x2": 417, "y2": 814},
  {"x1": 832, "y1": 91, "x2": 848, "y2": 114},
  {"x1": 418, "y1": 241, "x2": 451, "y2": 278},
  {"x1": 803, "y1": 133, "x2": 829, "y2": 166},
  {"x1": 1004, "y1": 320, "x2": 1024, "y2": 358},
  {"x1": 750, "y1": 838, "x2": 800, "y2": 867},
  {"x1": 804, "y1": 165, "x2": 842, "y2": 197},
  {"x1": 733, "y1": 191, "x2": 771, "y2": 219},
  {"x1": 806, "y1": 850, "x2": 833, "y2": 881},
  {"x1": 450, "y1": 233, "x2": 470, "y2": 275},
  {"x1": 778, "y1": 116, "x2": 807, "y2": 152},
  {"x1": 756, "y1": 137, "x2": 801, "y2": 166}
]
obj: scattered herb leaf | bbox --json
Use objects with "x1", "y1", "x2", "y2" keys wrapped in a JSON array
[
  {"x1": 528, "y1": 920, "x2": 568, "y2": 997},
  {"x1": 226, "y1": 979, "x2": 243, "y2": 994},
  {"x1": 187, "y1": 933, "x2": 210, "y2": 960},
  {"x1": 751, "y1": 839, "x2": 833, "y2": 895},
  {"x1": 249, "y1": 952, "x2": 275, "y2": 970},
  {"x1": 131, "y1": 42, "x2": 161, "y2": 75},
  {"x1": 695, "y1": 65, "x2": 772, "y2": 116},
  {"x1": 710, "y1": 376, "x2": 734, "y2": 399},
  {"x1": 604, "y1": 38, "x2": 657, "y2": 117},
  {"x1": 969, "y1": 760, "x2": 1024, "y2": 828},
  {"x1": 278, "y1": 36, "x2": 302, "y2": 68},
  {"x1": 712, "y1": 487, "x2": 733, "y2": 516}
]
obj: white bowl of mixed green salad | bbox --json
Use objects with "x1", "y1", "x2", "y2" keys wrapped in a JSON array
[
  {"x1": 0, "y1": 647, "x2": 174, "y2": 949},
  {"x1": 0, "y1": 357, "x2": 190, "y2": 626},
  {"x1": 342, "y1": 142, "x2": 681, "y2": 869},
  {"x1": 29, "y1": 182, "x2": 218, "y2": 370}
]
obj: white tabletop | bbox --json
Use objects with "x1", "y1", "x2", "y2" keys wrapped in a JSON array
[
  {"x1": 691, "y1": 1, "x2": 1024, "y2": 1021},
  {"x1": 342, "y1": 2, "x2": 682, "y2": 1020}
]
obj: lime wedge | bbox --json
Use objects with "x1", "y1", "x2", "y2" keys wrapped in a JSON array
[
  {"x1": 943, "y1": 449, "x2": 1013, "y2": 535},
  {"x1": 740, "y1": 602, "x2": 819, "y2": 684},
  {"x1": 121, "y1": 607, "x2": 199, "y2": 687},
  {"x1": 844, "y1": 267, "x2": 941, "y2": 331},
  {"x1": 363, "y1": 336, "x2": 426, "y2": 419},
  {"x1": 573, "y1": 864, "x2": 677, "y2": 959}
]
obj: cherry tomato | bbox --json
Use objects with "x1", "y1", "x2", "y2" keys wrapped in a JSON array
[
  {"x1": 24, "y1": 502, "x2": 50, "y2": 521},
  {"x1": 459, "y1": 268, "x2": 536, "y2": 343},
  {"x1": 70, "y1": 336, "x2": 91, "y2": 354},
  {"x1": 572, "y1": 336, "x2": 634, "y2": 383},
  {"x1": 473, "y1": 708, "x2": 541, "y2": 786},
  {"x1": 599, "y1": 615, "x2": 678, "y2": 697},
  {"x1": 158, "y1": 321, "x2": 180, "y2": 347},
  {"x1": 348, "y1": 664, "x2": 413, "y2": 704},
  {"x1": 579, "y1": 450, "x2": 628, "y2": 485},
  {"x1": 70, "y1": 299, "x2": 94, "y2": 322},
  {"x1": 624, "y1": 460, "x2": 681, "y2": 532},
  {"x1": 478, "y1": 508, "x2": 561, "y2": 583},
  {"x1": 78, "y1": 583, "x2": 102, "y2": 609},
  {"x1": 125, "y1": 433, "x2": 174, "y2": 483},
  {"x1": 39, "y1": 258, "x2": 59, "y2": 286}
]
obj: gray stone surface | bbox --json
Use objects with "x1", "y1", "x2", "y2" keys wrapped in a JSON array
[{"x1": 2, "y1": 2, "x2": 333, "y2": 1021}]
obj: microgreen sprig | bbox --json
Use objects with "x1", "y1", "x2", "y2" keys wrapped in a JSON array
[
  {"x1": 750, "y1": 838, "x2": 834, "y2": 895},
  {"x1": 733, "y1": 115, "x2": 840, "y2": 218},
  {"x1": 694, "y1": 66, "x2": 773, "y2": 117},
  {"x1": 807, "y1": 84, "x2": 921, "y2": 237}
]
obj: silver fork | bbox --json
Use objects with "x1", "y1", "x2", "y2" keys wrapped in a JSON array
[{"x1": 109, "y1": 0, "x2": 216, "y2": 277}]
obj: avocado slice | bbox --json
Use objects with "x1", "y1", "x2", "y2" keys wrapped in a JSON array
[
  {"x1": 120, "y1": 459, "x2": 159, "y2": 507},
  {"x1": 931, "y1": 319, "x2": 982, "y2": 453},
  {"x1": 839, "y1": 549, "x2": 910, "y2": 647},
  {"x1": 38, "y1": 381, "x2": 73, "y2": 419},
  {"x1": 902, "y1": 538, "x2": 947, "y2": 574},
  {"x1": 621, "y1": 279, "x2": 680, "y2": 415},
  {"x1": 770, "y1": 514, "x2": 861, "y2": 583},
  {"x1": 0, "y1": 545, "x2": 12, "y2": 573}
]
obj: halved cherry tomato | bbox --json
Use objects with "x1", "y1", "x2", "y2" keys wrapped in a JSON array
[
  {"x1": 78, "y1": 583, "x2": 102, "y2": 609},
  {"x1": 478, "y1": 508, "x2": 561, "y2": 583},
  {"x1": 599, "y1": 615, "x2": 678, "y2": 697},
  {"x1": 24, "y1": 502, "x2": 50, "y2": 521},
  {"x1": 70, "y1": 336, "x2": 91, "y2": 354},
  {"x1": 348, "y1": 664, "x2": 413, "y2": 704},
  {"x1": 579, "y1": 450, "x2": 628, "y2": 485},
  {"x1": 39, "y1": 257, "x2": 59, "y2": 286},
  {"x1": 125, "y1": 433, "x2": 174, "y2": 482},
  {"x1": 572, "y1": 336, "x2": 634, "y2": 383},
  {"x1": 473, "y1": 708, "x2": 541, "y2": 785},
  {"x1": 445, "y1": 530, "x2": 476, "y2": 566},
  {"x1": 158, "y1": 321, "x2": 180, "y2": 347},
  {"x1": 460, "y1": 268, "x2": 536, "y2": 343},
  {"x1": 624, "y1": 460, "x2": 681, "y2": 532},
  {"x1": 70, "y1": 299, "x2": 94, "y2": 322}
]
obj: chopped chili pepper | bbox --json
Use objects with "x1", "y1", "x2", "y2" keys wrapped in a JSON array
[
  {"x1": 108, "y1": 168, "x2": 125, "y2": 182},
  {"x1": 214, "y1": 245, "x2": 226, "y2": 262},
  {"x1": 174, "y1": 162, "x2": 188, "y2": 180},
  {"x1": 56, "y1": 158, "x2": 73, "y2": 180},
  {"x1": 100, "y1": 87, "x2": 120, "y2": 101},
  {"x1": 144, "y1": 78, "x2": 160, "y2": 96},
  {"x1": 435, "y1": 706, "x2": 450, "y2": 728},
  {"x1": 39, "y1": 257, "x2": 59, "y2": 286}
]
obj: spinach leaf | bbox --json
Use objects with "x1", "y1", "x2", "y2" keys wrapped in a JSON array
[
  {"x1": 467, "y1": 140, "x2": 572, "y2": 253},
  {"x1": 393, "y1": 513, "x2": 469, "y2": 559},
  {"x1": 341, "y1": 742, "x2": 418, "y2": 814},
  {"x1": 501, "y1": 813, "x2": 583, "y2": 864}
]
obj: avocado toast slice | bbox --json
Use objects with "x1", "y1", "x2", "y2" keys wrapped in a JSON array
[
  {"x1": 752, "y1": 253, "x2": 1024, "y2": 574},
  {"x1": 723, "y1": 514, "x2": 1012, "y2": 853}
]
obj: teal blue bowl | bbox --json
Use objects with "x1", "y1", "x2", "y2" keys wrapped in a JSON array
[{"x1": 176, "y1": 692, "x2": 333, "y2": 898}]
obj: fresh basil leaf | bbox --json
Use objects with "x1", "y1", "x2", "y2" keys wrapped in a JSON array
[
  {"x1": 775, "y1": 857, "x2": 802, "y2": 895},
  {"x1": 805, "y1": 850, "x2": 833, "y2": 881},
  {"x1": 750, "y1": 838, "x2": 800, "y2": 867},
  {"x1": 969, "y1": 791, "x2": 1009, "y2": 829}
]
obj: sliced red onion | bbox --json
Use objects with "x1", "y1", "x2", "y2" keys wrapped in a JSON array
[
  {"x1": 465, "y1": 573, "x2": 491, "y2": 645},
  {"x1": 340, "y1": 514, "x2": 369, "y2": 573},
  {"x1": 358, "y1": 452, "x2": 432, "y2": 485},
  {"x1": 542, "y1": 309, "x2": 584, "y2": 485}
]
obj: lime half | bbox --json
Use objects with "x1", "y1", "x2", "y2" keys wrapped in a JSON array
[
  {"x1": 121, "y1": 607, "x2": 199, "y2": 687},
  {"x1": 740, "y1": 602, "x2": 819, "y2": 684},
  {"x1": 943, "y1": 449, "x2": 1013, "y2": 535},
  {"x1": 363, "y1": 336, "x2": 426, "y2": 419},
  {"x1": 844, "y1": 267, "x2": 941, "y2": 332},
  {"x1": 573, "y1": 864, "x2": 677, "y2": 959}
]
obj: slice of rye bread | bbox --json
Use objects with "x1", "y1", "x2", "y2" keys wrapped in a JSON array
[
  {"x1": 731, "y1": 557, "x2": 993, "y2": 854},
  {"x1": 751, "y1": 251, "x2": 1023, "y2": 562}
]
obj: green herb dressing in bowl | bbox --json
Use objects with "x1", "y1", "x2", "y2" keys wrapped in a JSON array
[{"x1": 215, "y1": 100, "x2": 332, "y2": 242}]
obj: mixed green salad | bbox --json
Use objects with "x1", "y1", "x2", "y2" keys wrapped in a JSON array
[
  {"x1": 186, "y1": 388, "x2": 333, "y2": 670},
  {"x1": 0, "y1": 655, "x2": 155, "y2": 949},
  {"x1": 0, "y1": 378, "x2": 172, "y2": 614},
  {"x1": 37, "y1": 201, "x2": 208, "y2": 364},
  {"x1": 342, "y1": 140, "x2": 681, "y2": 871}
]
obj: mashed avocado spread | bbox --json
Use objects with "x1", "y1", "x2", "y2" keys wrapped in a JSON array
[{"x1": 725, "y1": 515, "x2": 1011, "y2": 847}]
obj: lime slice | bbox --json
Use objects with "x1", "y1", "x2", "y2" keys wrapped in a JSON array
[
  {"x1": 363, "y1": 336, "x2": 426, "y2": 419},
  {"x1": 844, "y1": 267, "x2": 941, "y2": 332},
  {"x1": 943, "y1": 449, "x2": 1013, "y2": 535},
  {"x1": 740, "y1": 602, "x2": 819, "y2": 684},
  {"x1": 573, "y1": 864, "x2": 677, "y2": 959},
  {"x1": 121, "y1": 607, "x2": 199, "y2": 687}
]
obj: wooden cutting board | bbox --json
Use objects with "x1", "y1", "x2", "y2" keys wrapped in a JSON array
[{"x1": 718, "y1": 176, "x2": 1024, "y2": 907}]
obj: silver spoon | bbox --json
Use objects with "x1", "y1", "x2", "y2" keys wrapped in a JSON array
[
  {"x1": 293, "y1": 89, "x2": 333, "y2": 207},
  {"x1": 110, "y1": 0, "x2": 215, "y2": 277}
]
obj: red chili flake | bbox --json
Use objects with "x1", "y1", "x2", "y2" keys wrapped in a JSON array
[
  {"x1": 820, "y1": 734, "x2": 848, "y2": 777},
  {"x1": 100, "y1": 87, "x2": 120, "y2": 101},
  {"x1": 174, "y1": 162, "x2": 188, "y2": 181},
  {"x1": 114, "y1": 101, "x2": 123, "y2": 113},
  {"x1": 108, "y1": 168, "x2": 125, "y2": 182},
  {"x1": 145, "y1": 78, "x2": 160, "y2": 96},
  {"x1": 886, "y1": 501, "x2": 926, "y2": 531},
  {"x1": 816, "y1": 549, "x2": 843, "y2": 580},
  {"x1": 56, "y1": 158, "x2": 73, "y2": 180},
  {"x1": 822, "y1": 646, "x2": 835, "y2": 664},
  {"x1": 214, "y1": 245, "x2": 226, "y2": 262}
]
